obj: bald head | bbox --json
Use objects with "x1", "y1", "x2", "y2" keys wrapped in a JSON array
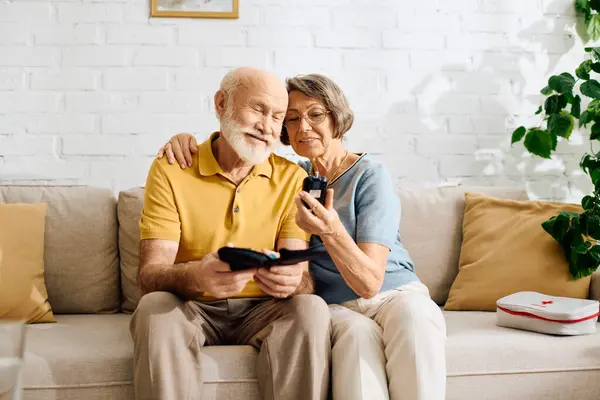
[{"x1": 219, "y1": 67, "x2": 287, "y2": 107}]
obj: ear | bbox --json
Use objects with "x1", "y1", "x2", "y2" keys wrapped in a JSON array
[{"x1": 214, "y1": 90, "x2": 226, "y2": 119}]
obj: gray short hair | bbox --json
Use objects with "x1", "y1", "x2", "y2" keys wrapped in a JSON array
[
  {"x1": 217, "y1": 70, "x2": 250, "y2": 118},
  {"x1": 281, "y1": 74, "x2": 354, "y2": 145}
]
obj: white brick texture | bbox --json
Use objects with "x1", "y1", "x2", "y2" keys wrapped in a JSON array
[{"x1": 0, "y1": 0, "x2": 587, "y2": 201}]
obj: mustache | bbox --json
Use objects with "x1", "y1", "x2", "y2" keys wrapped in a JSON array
[{"x1": 245, "y1": 130, "x2": 279, "y2": 145}]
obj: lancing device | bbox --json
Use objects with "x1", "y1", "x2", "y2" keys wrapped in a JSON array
[{"x1": 302, "y1": 170, "x2": 328, "y2": 208}]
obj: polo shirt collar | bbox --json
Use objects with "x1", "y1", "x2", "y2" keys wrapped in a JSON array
[{"x1": 197, "y1": 132, "x2": 273, "y2": 180}]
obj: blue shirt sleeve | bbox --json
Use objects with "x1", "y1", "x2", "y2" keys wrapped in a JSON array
[{"x1": 354, "y1": 163, "x2": 400, "y2": 249}]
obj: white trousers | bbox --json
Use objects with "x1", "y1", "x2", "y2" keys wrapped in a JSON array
[{"x1": 329, "y1": 282, "x2": 447, "y2": 400}]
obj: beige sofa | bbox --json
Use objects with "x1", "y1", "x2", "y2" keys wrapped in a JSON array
[{"x1": 2, "y1": 184, "x2": 599, "y2": 400}]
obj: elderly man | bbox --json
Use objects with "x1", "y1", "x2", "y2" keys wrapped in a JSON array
[{"x1": 130, "y1": 67, "x2": 332, "y2": 400}]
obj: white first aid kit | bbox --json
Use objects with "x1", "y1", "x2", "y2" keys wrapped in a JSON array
[{"x1": 496, "y1": 291, "x2": 600, "y2": 336}]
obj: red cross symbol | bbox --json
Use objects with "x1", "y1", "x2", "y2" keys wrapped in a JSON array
[{"x1": 532, "y1": 300, "x2": 554, "y2": 307}]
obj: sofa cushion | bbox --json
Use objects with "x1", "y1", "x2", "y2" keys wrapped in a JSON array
[
  {"x1": 0, "y1": 186, "x2": 120, "y2": 314},
  {"x1": 118, "y1": 187, "x2": 144, "y2": 313},
  {"x1": 0, "y1": 203, "x2": 55, "y2": 323},
  {"x1": 397, "y1": 185, "x2": 528, "y2": 305},
  {"x1": 445, "y1": 310, "x2": 600, "y2": 374},
  {"x1": 22, "y1": 314, "x2": 260, "y2": 400},
  {"x1": 22, "y1": 312, "x2": 600, "y2": 400},
  {"x1": 445, "y1": 193, "x2": 590, "y2": 311},
  {"x1": 445, "y1": 311, "x2": 600, "y2": 400}
]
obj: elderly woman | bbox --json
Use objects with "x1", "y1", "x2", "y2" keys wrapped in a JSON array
[{"x1": 157, "y1": 74, "x2": 447, "y2": 400}]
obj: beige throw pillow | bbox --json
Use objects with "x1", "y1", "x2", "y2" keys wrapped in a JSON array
[
  {"x1": 0, "y1": 203, "x2": 55, "y2": 323},
  {"x1": 445, "y1": 193, "x2": 591, "y2": 311}
]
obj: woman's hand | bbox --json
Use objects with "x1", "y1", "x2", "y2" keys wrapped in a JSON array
[
  {"x1": 157, "y1": 133, "x2": 198, "y2": 169},
  {"x1": 295, "y1": 189, "x2": 343, "y2": 236}
]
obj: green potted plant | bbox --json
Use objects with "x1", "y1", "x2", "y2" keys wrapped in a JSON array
[{"x1": 511, "y1": 0, "x2": 600, "y2": 279}]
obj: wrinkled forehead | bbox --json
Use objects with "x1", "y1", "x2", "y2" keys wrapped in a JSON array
[{"x1": 239, "y1": 76, "x2": 288, "y2": 111}]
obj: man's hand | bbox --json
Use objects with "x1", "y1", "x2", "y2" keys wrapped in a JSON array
[
  {"x1": 253, "y1": 249, "x2": 304, "y2": 298},
  {"x1": 188, "y1": 251, "x2": 257, "y2": 299}
]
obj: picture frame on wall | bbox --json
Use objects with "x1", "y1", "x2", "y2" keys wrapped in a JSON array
[{"x1": 151, "y1": 0, "x2": 239, "y2": 19}]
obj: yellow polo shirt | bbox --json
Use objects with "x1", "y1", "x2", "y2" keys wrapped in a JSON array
[{"x1": 139, "y1": 132, "x2": 310, "y2": 300}]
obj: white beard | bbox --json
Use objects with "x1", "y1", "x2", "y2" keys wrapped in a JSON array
[{"x1": 220, "y1": 112, "x2": 280, "y2": 165}]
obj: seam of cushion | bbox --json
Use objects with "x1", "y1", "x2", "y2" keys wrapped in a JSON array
[
  {"x1": 25, "y1": 381, "x2": 133, "y2": 390},
  {"x1": 24, "y1": 378, "x2": 260, "y2": 390},
  {"x1": 448, "y1": 366, "x2": 600, "y2": 378}
]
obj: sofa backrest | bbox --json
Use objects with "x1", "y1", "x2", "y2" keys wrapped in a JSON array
[
  {"x1": 117, "y1": 187, "x2": 144, "y2": 313},
  {"x1": 397, "y1": 185, "x2": 529, "y2": 305},
  {"x1": 0, "y1": 186, "x2": 120, "y2": 314},
  {"x1": 3, "y1": 184, "x2": 596, "y2": 314}
]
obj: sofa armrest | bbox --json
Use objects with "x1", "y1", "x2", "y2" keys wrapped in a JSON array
[{"x1": 591, "y1": 270, "x2": 600, "y2": 302}]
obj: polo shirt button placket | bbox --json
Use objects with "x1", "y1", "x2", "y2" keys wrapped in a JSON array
[{"x1": 233, "y1": 206, "x2": 239, "y2": 213}]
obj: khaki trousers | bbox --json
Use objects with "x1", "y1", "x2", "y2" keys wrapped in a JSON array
[
  {"x1": 129, "y1": 292, "x2": 331, "y2": 400},
  {"x1": 330, "y1": 282, "x2": 447, "y2": 400}
]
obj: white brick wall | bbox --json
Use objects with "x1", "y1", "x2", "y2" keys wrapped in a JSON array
[{"x1": 0, "y1": 0, "x2": 591, "y2": 201}]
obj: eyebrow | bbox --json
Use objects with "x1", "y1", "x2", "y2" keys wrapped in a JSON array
[
  {"x1": 287, "y1": 103, "x2": 324, "y2": 112},
  {"x1": 250, "y1": 99, "x2": 286, "y2": 114}
]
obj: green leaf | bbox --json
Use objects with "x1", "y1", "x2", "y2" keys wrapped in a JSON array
[
  {"x1": 592, "y1": 123, "x2": 600, "y2": 139},
  {"x1": 577, "y1": 0, "x2": 590, "y2": 12},
  {"x1": 548, "y1": 112, "x2": 574, "y2": 138},
  {"x1": 585, "y1": 47, "x2": 600, "y2": 61},
  {"x1": 568, "y1": 251, "x2": 599, "y2": 279},
  {"x1": 560, "y1": 211, "x2": 583, "y2": 218},
  {"x1": 548, "y1": 73, "x2": 576, "y2": 95},
  {"x1": 588, "y1": 99, "x2": 600, "y2": 115},
  {"x1": 588, "y1": 245, "x2": 600, "y2": 262},
  {"x1": 588, "y1": 215, "x2": 600, "y2": 239},
  {"x1": 572, "y1": 95, "x2": 582, "y2": 118},
  {"x1": 580, "y1": 153, "x2": 594, "y2": 173},
  {"x1": 577, "y1": 60, "x2": 593, "y2": 80},
  {"x1": 540, "y1": 86, "x2": 553, "y2": 95},
  {"x1": 543, "y1": 214, "x2": 571, "y2": 241},
  {"x1": 544, "y1": 94, "x2": 568, "y2": 114},
  {"x1": 582, "y1": 195, "x2": 595, "y2": 210},
  {"x1": 592, "y1": 168, "x2": 600, "y2": 189},
  {"x1": 535, "y1": 105, "x2": 543, "y2": 115},
  {"x1": 524, "y1": 128, "x2": 554, "y2": 159},
  {"x1": 580, "y1": 111, "x2": 593, "y2": 127},
  {"x1": 511, "y1": 126, "x2": 526, "y2": 144},
  {"x1": 588, "y1": 14, "x2": 600, "y2": 41},
  {"x1": 581, "y1": 80, "x2": 600, "y2": 99},
  {"x1": 580, "y1": 213, "x2": 589, "y2": 234},
  {"x1": 574, "y1": 244, "x2": 589, "y2": 254},
  {"x1": 592, "y1": 63, "x2": 600, "y2": 73}
]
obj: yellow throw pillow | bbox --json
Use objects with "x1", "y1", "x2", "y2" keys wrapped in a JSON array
[
  {"x1": 0, "y1": 203, "x2": 55, "y2": 323},
  {"x1": 444, "y1": 193, "x2": 591, "y2": 311}
]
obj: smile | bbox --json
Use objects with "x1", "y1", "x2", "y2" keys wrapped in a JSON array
[
  {"x1": 246, "y1": 133, "x2": 268, "y2": 144},
  {"x1": 299, "y1": 138, "x2": 318, "y2": 143}
]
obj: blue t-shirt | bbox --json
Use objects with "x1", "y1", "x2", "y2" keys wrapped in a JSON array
[{"x1": 300, "y1": 154, "x2": 419, "y2": 304}]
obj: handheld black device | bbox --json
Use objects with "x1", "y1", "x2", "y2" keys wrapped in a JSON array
[
  {"x1": 218, "y1": 244, "x2": 328, "y2": 272},
  {"x1": 302, "y1": 173, "x2": 328, "y2": 208}
]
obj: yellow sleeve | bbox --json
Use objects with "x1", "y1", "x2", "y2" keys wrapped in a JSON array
[
  {"x1": 139, "y1": 159, "x2": 181, "y2": 242},
  {"x1": 278, "y1": 168, "x2": 311, "y2": 242}
]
